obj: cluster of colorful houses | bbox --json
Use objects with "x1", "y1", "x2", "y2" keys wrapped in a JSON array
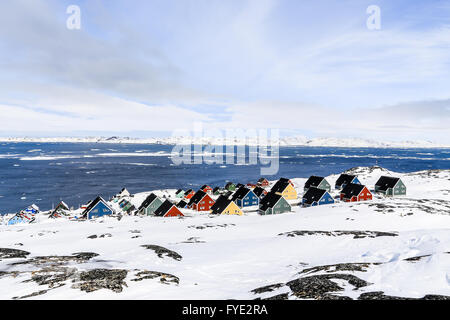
[
  {"x1": 69, "y1": 174, "x2": 407, "y2": 220},
  {"x1": 3, "y1": 174, "x2": 407, "y2": 224}
]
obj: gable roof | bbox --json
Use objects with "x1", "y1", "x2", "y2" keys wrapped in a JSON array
[
  {"x1": 187, "y1": 190, "x2": 207, "y2": 206},
  {"x1": 56, "y1": 201, "x2": 69, "y2": 211},
  {"x1": 335, "y1": 174, "x2": 357, "y2": 187},
  {"x1": 302, "y1": 187, "x2": 327, "y2": 205},
  {"x1": 259, "y1": 192, "x2": 283, "y2": 211},
  {"x1": 341, "y1": 183, "x2": 366, "y2": 199},
  {"x1": 177, "y1": 200, "x2": 188, "y2": 208},
  {"x1": 184, "y1": 189, "x2": 194, "y2": 195},
  {"x1": 375, "y1": 176, "x2": 400, "y2": 191},
  {"x1": 253, "y1": 186, "x2": 266, "y2": 197},
  {"x1": 154, "y1": 200, "x2": 176, "y2": 216},
  {"x1": 138, "y1": 193, "x2": 159, "y2": 210},
  {"x1": 271, "y1": 179, "x2": 290, "y2": 193},
  {"x1": 231, "y1": 187, "x2": 251, "y2": 201},
  {"x1": 258, "y1": 177, "x2": 269, "y2": 183},
  {"x1": 213, "y1": 187, "x2": 221, "y2": 193},
  {"x1": 304, "y1": 176, "x2": 325, "y2": 189},
  {"x1": 225, "y1": 182, "x2": 235, "y2": 188},
  {"x1": 210, "y1": 195, "x2": 233, "y2": 214},
  {"x1": 175, "y1": 189, "x2": 184, "y2": 195},
  {"x1": 201, "y1": 185, "x2": 211, "y2": 189},
  {"x1": 82, "y1": 196, "x2": 112, "y2": 216}
]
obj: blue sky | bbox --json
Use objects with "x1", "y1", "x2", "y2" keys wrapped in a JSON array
[{"x1": 0, "y1": 0, "x2": 449, "y2": 142}]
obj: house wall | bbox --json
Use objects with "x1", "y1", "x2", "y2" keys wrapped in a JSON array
[
  {"x1": 223, "y1": 202, "x2": 243, "y2": 215},
  {"x1": 145, "y1": 198, "x2": 163, "y2": 215},
  {"x1": 164, "y1": 206, "x2": 184, "y2": 217},
  {"x1": 318, "y1": 179, "x2": 331, "y2": 192},
  {"x1": 88, "y1": 202, "x2": 113, "y2": 219},
  {"x1": 280, "y1": 184, "x2": 297, "y2": 200},
  {"x1": 196, "y1": 195, "x2": 215, "y2": 211},
  {"x1": 273, "y1": 198, "x2": 291, "y2": 214}
]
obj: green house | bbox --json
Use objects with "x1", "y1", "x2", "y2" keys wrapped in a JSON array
[
  {"x1": 212, "y1": 187, "x2": 222, "y2": 195},
  {"x1": 225, "y1": 182, "x2": 236, "y2": 192},
  {"x1": 175, "y1": 189, "x2": 185, "y2": 198},
  {"x1": 304, "y1": 176, "x2": 331, "y2": 193},
  {"x1": 375, "y1": 176, "x2": 406, "y2": 196},
  {"x1": 138, "y1": 193, "x2": 164, "y2": 215},
  {"x1": 258, "y1": 192, "x2": 291, "y2": 215}
]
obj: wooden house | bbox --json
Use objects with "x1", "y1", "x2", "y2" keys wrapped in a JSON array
[
  {"x1": 210, "y1": 195, "x2": 243, "y2": 215},
  {"x1": 375, "y1": 176, "x2": 406, "y2": 196},
  {"x1": 175, "y1": 189, "x2": 185, "y2": 198},
  {"x1": 304, "y1": 176, "x2": 331, "y2": 192},
  {"x1": 200, "y1": 185, "x2": 213, "y2": 194},
  {"x1": 49, "y1": 201, "x2": 70, "y2": 219},
  {"x1": 212, "y1": 187, "x2": 222, "y2": 195},
  {"x1": 231, "y1": 187, "x2": 259, "y2": 208},
  {"x1": 246, "y1": 183, "x2": 257, "y2": 188},
  {"x1": 225, "y1": 182, "x2": 236, "y2": 192},
  {"x1": 138, "y1": 193, "x2": 163, "y2": 216},
  {"x1": 335, "y1": 174, "x2": 361, "y2": 190},
  {"x1": 271, "y1": 178, "x2": 297, "y2": 200},
  {"x1": 340, "y1": 183, "x2": 372, "y2": 202},
  {"x1": 154, "y1": 200, "x2": 184, "y2": 217},
  {"x1": 184, "y1": 189, "x2": 195, "y2": 200},
  {"x1": 253, "y1": 186, "x2": 268, "y2": 199},
  {"x1": 257, "y1": 178, "x2": 270, "y2": 187},
  {"x1": 82, "y1": 196, "x2": 114, "y2": 219},
  {"x1": 187, "y1": 190, "x2": 215, "y2": 212},
  {"x1": 258, "y1": 192, "x2": 291, "y2": 215},
  {"x1": 118, "y1": 188, "x2": 131, "y2": 198},
  {"x1": 302, "y1": 187, "x2": 335, "y2": 207}
]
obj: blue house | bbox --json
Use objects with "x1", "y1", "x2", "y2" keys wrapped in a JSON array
[
  {"x1": 231, "y1": 187, "x2": 259, "y2": 208},
  {"x1": 82, "y1": 196, "x2": 114, "y2": 219},
  {"x1": 335, "y1": 174, "x2": 361, "y2": 190},
  {"x1": 302, "y1": 187, "x2": 335, "y2": 207}
]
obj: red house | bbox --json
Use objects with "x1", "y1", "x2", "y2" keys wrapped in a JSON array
[
  {"x1": 184, "y1": 189, "x2": 195, "y2": 200},
  {"x1": 187, "y1": 190, "x2": 215, "y2": 212},
  {"x1": 340, "y1": 183, "x2": 372, "y2": 202},
  {"x1": 257, "y1": 178, "x2": 270, "y2": 187},
  {"x1": 154, "y1": 200, "x2": 184, "y2": 217},
  {"x1": 200, "y1": 185, "x2": 213, "y2": 194}
]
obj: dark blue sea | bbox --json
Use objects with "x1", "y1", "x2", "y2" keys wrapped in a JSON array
[{"x1": 1, "y1": 142, "x2": 449, "y2": 214}]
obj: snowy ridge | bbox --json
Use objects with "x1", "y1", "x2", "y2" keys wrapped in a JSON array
[{"x1": 1, "y1": 136, "x2": 449, "y2": 148}]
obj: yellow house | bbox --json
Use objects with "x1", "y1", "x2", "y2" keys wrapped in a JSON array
[
  {"x1": 211, "y1": 196, "x2": 243, "y2": 215},
  {"x1": 271, "y1": 178, "x2": 298, "y2": 200}
]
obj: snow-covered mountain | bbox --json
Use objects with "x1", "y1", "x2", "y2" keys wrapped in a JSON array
[
  {"x1": 0, "y1": 166, "x2": 449, "y2": 300},
  {"x1": 1, "y1": 136, "x2": 449, "y2": 148}
]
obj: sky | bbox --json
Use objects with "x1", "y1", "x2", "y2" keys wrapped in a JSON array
[{"x1": 0, "y1": 0, "x2": 449, "y2": 142}]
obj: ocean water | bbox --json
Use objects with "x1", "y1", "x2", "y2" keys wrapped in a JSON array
[{"x1": 0, "y1": 142, "x2": 449, "y2": 214}]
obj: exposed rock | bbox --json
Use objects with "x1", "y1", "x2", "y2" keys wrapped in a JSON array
[
  {"x1": 299, "y1": 262, "x2": 382, "y2": 274},
  {"x1": 358, "y1": 292, "x2": 450, "y2": 300},
  {"x1": 279, "y1": 230, "x2": 398, "y2": 239},
  {"x1": 141, "y1": 245, "x2": 182, "y2": 261},
  {"x1": 286, "y1": 274, "x2": 370, "y2": 299},
  {"x1": 72, "y1": 269, "x2": 128, "y2": 293},
  {"x1": 131, "y1": 271, "x2": 179, "y2": 285},
  {"x1": 10, "y1": 252, "x2": 99, "y2": 266},
  {"x1": 0, "y1": 248, "x2": 30, "y2": 260},
  {"x1": 251, "y1": 283, "x2": 284, "y2": 294},
  {"x1": 403, "y1": 254, "x2": 431, "y2": 262}
]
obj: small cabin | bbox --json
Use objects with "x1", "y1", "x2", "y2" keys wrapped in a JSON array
[
  {"x1": 175, "y1": 189, "x2": 185, "y2": 198},
  {"x1": 340, "y1": 183, "x2": 372, "y2": 202},
  {"x1": 335, "y1": 174, "x2": 361, "y2": 190},
  {"x1": 257, "y1": 178, "x2": 270, "y2": 187},
  {"x1": 184, "y1": 189, "x2": 196, "y2": 200},
  {"x1": 82, "y1": 196, "x2": 114, "y2": 219},
  {"x1": 375, "y1": 176, "x2": 406, "y2": 196},
  {"x1": 231, "y1": 187, "x2": 259, "y2": 208},
  {"x1": 225, "y1": 182, "x2": 236, "y2": 192},
  {"x1": 302, "y1": 187, "x2": 335, "y2": 207},
  {"x1": 200, "y1": 185, "x2": 213, "y2": 194},
  {"x1": 154, "y1": 200, "x2": 184, "y2": 217},
  {"x1": 210, "y1": 196, "x2": 243, "y2": 215},
  {"x1": 187, "y1": 190, "x2": 215, "y2": 212},
  {"x1": 304, "y1": 176, "x2": 331, "y2": 192},
  {"x1": 138, "y1": 193, "x2": 164, "y2": 216},
  {"x1": 271, "y1": 178, "x2": 297, "y2": 200},
  {"x1": 258, "y1": 192, "x2": 292, "y2": 215}
]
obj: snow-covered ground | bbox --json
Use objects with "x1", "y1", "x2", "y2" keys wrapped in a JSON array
[
  {"x1": 0, "y1": 166, "x2": 449, "y2": 300},
  {"x1": 1, "y1": 136, "x2": 449, "y2": 148}
]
